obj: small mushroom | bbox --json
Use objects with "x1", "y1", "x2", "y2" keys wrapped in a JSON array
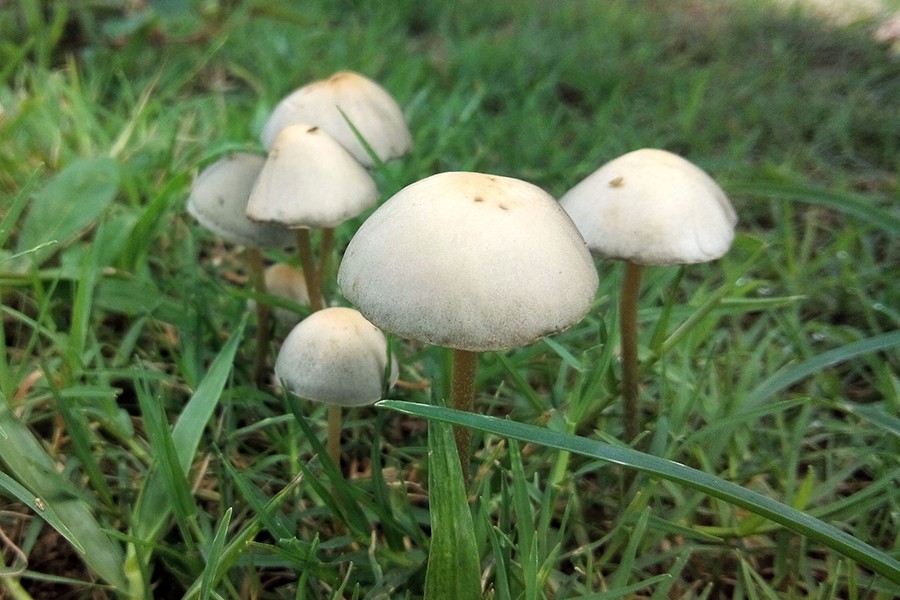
[
  {"x1": 275, "y1": 307, "x2": 397, "y2": 465},
  {"x1": 247, "y1": 124, "x2": 378, "y2": 313},
  {"x1": 187, "y1": 153, "x2": 295, "y2": 249},
  {"x1": 246, "y1": 124, "x2": 378, "y2": 230},
  {"x1": 247, "y1": 263, "x2": 311, "y2": 328},
  {"x1": 560, "y1": 148, "x2": 737, "y2": 441},
  {"x1": 186, "y1": 152, "x2": 295, "y2": 386},
  {"x1": 261, "y1": 71, "x2": 412, "y2": 169},
  {"x1": 338, "y1": 171, "x2": 598, "y2": 475}
]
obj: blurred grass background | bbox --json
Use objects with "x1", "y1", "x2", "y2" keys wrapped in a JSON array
[{"x1": 1, "y1": 0, "x2": 898, "y2": 598}]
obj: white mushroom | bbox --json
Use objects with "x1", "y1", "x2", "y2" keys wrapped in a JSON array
[
  {"x1": 246, "y1": 124, "x2": 378, "y2": 229},
  {"x1": 246, "y1": 124, "x2": 379, "y2": 313},
  {"x1": 187, "y1": 153, "x2": 294, "y2": 249},
  {"x1": 338, "y1": 171, "x2": 598, "y2": 474},
  {"x1": 339, "y1": 171, "x2": 598, "y2": 352},
  {"x1": 247, "y1": 263, "x2": 311, "y2": 328},
  {"x1": 275, "y1": 307, "x2": 397, "y2": 465},
  {"x1": 560, "y1": 148, "x2": 737, "y2": 441},
  {"x1": 261, "y1": 71, "x2": 412, "y2": 168},
  {"x1": 559, "y1": 148, "x2": 736, "y2": 266}
]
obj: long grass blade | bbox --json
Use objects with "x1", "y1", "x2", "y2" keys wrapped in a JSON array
[
  {"x1": 131, "y1": 314, "x2": 247, "y2": 541},
  {"x1": 377, "y1": 400, "x2": 900, "y2": 584},
  {"x1": 728, "y1": 180, "x2": 900, "y2": 236},
  {"x1": 745, "y1": 330, "x2": 900, "y2": 409},
  {"x1": 424, "y1": 418, "x2": 482, "y2": 600},
  {"x1": 0, "y1": 395, "x2": 127, "y2": 589}
]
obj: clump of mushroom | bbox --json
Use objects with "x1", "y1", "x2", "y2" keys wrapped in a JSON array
[
  {"x1": 275, "y1": 307, "x2": 397, "y2": 466},
  {"x1": 560, "y1": 148, "x2": 737, "y2": 441},
  {"x1": 338, "y1": 171, "x2": 598, "y2": 477},
  {"x1": 253, "y1": 71, "x2": 412, "y2": 313}
]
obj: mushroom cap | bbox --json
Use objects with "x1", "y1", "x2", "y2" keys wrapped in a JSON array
[
  {"x1": 248, "y1": 263, "x2": 310, "y2": 327},
  {"x1": 246, "y1": 124, "x2": 379, "y2": 229},
  {"x1": 559, "y1": 148, "x2": 737, "y2": 265},
  {"x1": 260, "y1": 71, "x2": 412, "y2": 168},
  {"x1": 186, "y1": 153, "x2": 295, "y2": 248},
  {"x1": 274, "y1": 307, "x2": 397, "y2": 406},
  {"x1": 337, "y1": 171, "x2": 599, "y2": 352}
]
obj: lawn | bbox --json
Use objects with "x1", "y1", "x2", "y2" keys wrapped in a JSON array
[{"x1": 1, "y1": 0, "x2": 898, "y2": 598}]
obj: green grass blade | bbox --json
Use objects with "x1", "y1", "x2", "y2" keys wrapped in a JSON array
[
  {"x1": 12, "y1": 156, "x2": 121, "y2": 271},
  {"x1": 199, "y1": 507, "x2": 232, "y2": 600},
  {"x1": 135, "y1": 374, "x2": 200, "y2": 554},
  {"x1": 745, "y1": 330, "x2": 900, "y2": 409},
  {"x1": 131, "y1": 314, "x2": 247, "y2": 541},
  {"x1": 839, "y1": 402, "x2": 900, "y2": 438},
  {"x1": 0, "y1": 168, "x2": 40, "y2": 251},
  {"x1": 424, "y1": 418, "x2": 482, "y2": 600},
  {"x1": 45, "y1": 374, "x2": 115, "y2": 508},
  {"x1": 574, "y1": 574, "x2": 672, "y2": 599},
  {"x1": 0, "y1": 395, "x2": 127, "y2": 589},
  {"x1": 377, "y1": 400, "x2": 900, "y2": 584},
  {"x1": 728, "y1": 180, "x2": 900, "y2": 237}
]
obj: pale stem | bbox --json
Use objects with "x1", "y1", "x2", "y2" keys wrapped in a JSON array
[
  {"x1": 247, "y1": 247, "x2": 271, "y2": 388},
  {"x1": 327, "y1": 404, "x2": 342, "y2": 469},
  {"x1": 620, "y1": 260, "x2": 644, "y2": 442},
  {"x1": 451, "y1": 348, "x2": 478, "y2": 484},
  {"x1": 296, "y1": 229, "x2": 323, "y2": 312}
]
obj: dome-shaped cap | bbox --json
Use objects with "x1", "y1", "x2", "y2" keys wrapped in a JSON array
[
  {"x1": 260, "y1": 71, "x2": 412, "y2": 168},
  {"x1": 186, "y1": 153, "x2": 295, "y2": 248},
  {"x1": 274, "y1": 307, "x2": 397, "y2": 406},
  {"x1": 338, "y1": 171, "x2": 599, "y2": 352},
  {"x1": 560, "y1": 148, "x2": 737, "y2": 265},
  {"x1": 247, "y1": 263, "x2": 311, "y2": 327},
  {"x1": 246, "y1": 124, "x2": 378, "y2": 229}
]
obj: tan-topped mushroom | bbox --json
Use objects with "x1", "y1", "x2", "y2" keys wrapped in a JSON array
[
  {"x1": 247, "y1": 124, "x2": 378, "y2": 313},
  {"x1": 338, "y1": 171, "x2": 598, "y2": 475},
  {"x1": 247, "y1": 124, "x2": 378, "y2": 229},
  {"x1": 560, "y1": 148, "x2": 737, "y2": 441},
  {"x1": 261, "y1": 71, "x2": 412, "y2": 168},
  {"x1": 275, "y1": 306, "x2": 397, "y2": 464}
]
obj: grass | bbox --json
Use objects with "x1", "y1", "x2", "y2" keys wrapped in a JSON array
[{"x1": 1, "y1": 0, "x2": 899, "y2": 598}]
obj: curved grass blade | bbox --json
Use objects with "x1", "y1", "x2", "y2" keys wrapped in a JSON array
[
  {"x1": 131, "y1": 314, "x2": 247, "y2": 541},
  {"x1": 377, "y1": 400, "x2": 900, "y2": 584},
  {"x1": 199, "y1": 507, "x2": 232, "y2": 600},
  {"x1": 745, "y1": 330, "x2": 900, "y2": 410},
  {"x1": 0, "y1": 396, "x2": 127, "y2": 589},
  {"x1": 728, "y1": 180, "x2": 900, "y2": 237}
]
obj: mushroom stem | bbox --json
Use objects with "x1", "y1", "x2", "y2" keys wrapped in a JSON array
[
  {"x1": 620, "y1": 260, "x2": 644, "y2": 442},
  {"x1": 247, "y1": 247, "x2": 271, "y2": 387},
  {"x1": 327, "y1": 404, "x2": 342, "y2": 469},
  {"x1": 450, "y1": 348, "x2": 478, "y2": 484},
  {"x1": 296, "y1": 229, "x2": 324, "y2": 312}
]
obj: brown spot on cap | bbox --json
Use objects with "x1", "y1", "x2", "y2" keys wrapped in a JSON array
[{"x1": 609, "y1": 176, "x2": 624, "y2": 188}]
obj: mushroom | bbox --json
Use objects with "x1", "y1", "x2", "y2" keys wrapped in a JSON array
[
  {"x1": 260, "y1": 71, "x2": 412, "y2": 168},
  {"x1": 260, "y1": 71, "x2": 413, "y2": 303},
  {"x1": 246, "y1": 124, "x2": 378, "y2": 313},
  {"x1": 338, "y1": 171, "x2": 598, "y2": 475},
  {"x1": 559, "y1": 148, "x2": 737, "y2": 441},
  {"x1": 186, "y1": 152, "x2": 295, "y2": 386},
  {"x1": 275, "y1": 306, "x2": 397, "y2": 465},
  {"x1": 247, "y1": 263, "x2": 311, "y2": 328}
]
